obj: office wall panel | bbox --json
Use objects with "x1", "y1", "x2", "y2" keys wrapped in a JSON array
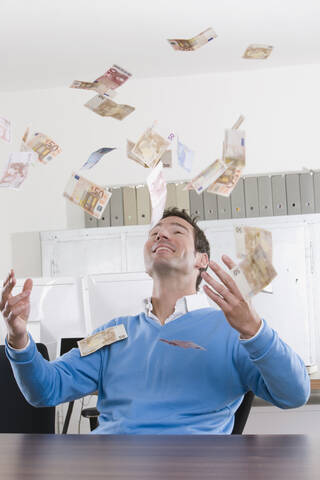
[
  {"x1": 110, "y1": 187, "x2": 124, "y2": 226},
  {"x1": 189, "y1": 190, "x2": 204, "y2": 220},
  {"x1": 271, "y1": 175, "x2": 287, "y2": 216},
  {"x1": 136, "y1": 185, "x2": 151, "y2": 224},
  {"x1": 217, "y1": 195, "x2": 231, "y2": 219},
  {"x1": 204, "y1": 191, "x2": 218, "y2": 220},
  {"x1": 85, "y1": 213, "x2": 98, "y2": 228},
  {"x1": 97, "y1": 201, "x2": 111, "y2": 227},
  {"x1": 123, "y1": 186, "x2": 138, "y2": 225},
  {"x1": 300, "y1": 173, "x2": 315, "y2": 214},
  {"x1": 258, "y1": 176, "x2": 273, "y2": 217},
  {"x1": 244, "y1": 177, "x2": 259, "y2": 218},
  {"x1": 231, "y1": 179, "x2": 246, "y2": 218},
  {"x1": 285, "y1": 174, "x2": 301, "y2": 215}
]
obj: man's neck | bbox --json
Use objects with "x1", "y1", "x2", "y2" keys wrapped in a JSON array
[{"x1": 151, "y1": 275, "x2": 197, "y2": 325}]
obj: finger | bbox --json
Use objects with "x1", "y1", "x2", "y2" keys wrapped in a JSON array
[
  {"x1": 203, "y1": 284, "x2": 229, "y2": 311},
  {"x1": 2, "y1": 270, "x2": 13, "y2": 288},
  {"x1": 0, "y1": 276, "x2": 16, "y2": 311},
  {"x1": 222, "y1": 255, "x2": 237, "y2": 270},
  {"x1": 201, "y1": 271, "x2": 234, "y2": 303},
  {"x1": 22, "y1": 278, "x2": 33, "y2": 294},
  {"x1": 208, "y1": 260, "x2": 242, "y2": 298}
]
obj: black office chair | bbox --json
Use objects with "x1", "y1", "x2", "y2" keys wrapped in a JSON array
[
  {"x1": 0, "y1": 343, "x2": 55, "y2": 433},
  {"x1": 82, "y1": 391, "x2": 255, "y2": 433},
  {"x1": 232, "y1": 391, "x2": 254, "y2": 434},
  {"x1": 59, "y1": 337, "x2": 83, "y2": 434}
]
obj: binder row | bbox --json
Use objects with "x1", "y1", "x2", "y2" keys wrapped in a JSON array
[{"x1": 84, "y1": 171, "x2": 320, "y2": 227}]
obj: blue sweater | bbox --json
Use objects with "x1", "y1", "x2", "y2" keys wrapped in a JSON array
[{"x1": 6, "y1": 309, "x2": 310, "y2": 434}]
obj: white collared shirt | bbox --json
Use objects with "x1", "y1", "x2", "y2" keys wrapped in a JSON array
[
  {"x1": 144, "y1": 292, "x2": 263, "y2": 340},
  {"x1": 144, "y1": 292, "x2": 211, "y2": 326}
]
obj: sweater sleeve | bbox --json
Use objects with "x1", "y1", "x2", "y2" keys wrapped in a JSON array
[
  {"x1": 234, "y1": 320, "x2": 310, "y2": 408},
  {"x1": 5, "y1": 334, "x2": 103, "y2": 407}
]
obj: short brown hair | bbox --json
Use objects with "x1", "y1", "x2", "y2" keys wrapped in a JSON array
[{"x1": 162, "y1": 207, "x2": 210, "y2": 290}]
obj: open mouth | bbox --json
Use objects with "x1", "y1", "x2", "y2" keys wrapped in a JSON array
[{"x1": 152, "y1": 244, "x2": 175, "y2": 254}]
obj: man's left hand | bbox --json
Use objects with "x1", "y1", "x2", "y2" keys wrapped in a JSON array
[{"x1": 201, "y1": 255, "x2": 262, "y2": 339}]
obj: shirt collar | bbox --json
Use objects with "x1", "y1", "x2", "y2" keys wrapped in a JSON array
[{"x1": 143, "y1": 291, "x2": 210, "y2": 319}]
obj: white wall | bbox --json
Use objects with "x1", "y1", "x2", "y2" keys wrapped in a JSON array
[{"x1": 0, "y1": 63, "x2": 320, "y2": 278}]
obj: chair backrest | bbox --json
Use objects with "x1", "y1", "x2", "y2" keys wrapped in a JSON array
[
  {"x1": 231, "y1": 391, "x2": 254, "y2": 434},
  {"x1": 0, "y1": 343, "x2": 55, "y2": 433},
  {"x1": 60, "y1": 337, "x2": 83, "y2": 356}
]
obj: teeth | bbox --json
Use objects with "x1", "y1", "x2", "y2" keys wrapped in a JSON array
[{"x1": 156, "y1": 247, "x2": 172, "y2": 252}]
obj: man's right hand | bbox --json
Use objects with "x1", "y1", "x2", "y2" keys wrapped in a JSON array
[{"x1": 0, "y1": 269, "x2": 33, "y2": 349}]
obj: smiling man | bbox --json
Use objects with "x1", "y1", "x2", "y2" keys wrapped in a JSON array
[{"x1": 1, "y1": 207, "x2": 310, "y2": 434}]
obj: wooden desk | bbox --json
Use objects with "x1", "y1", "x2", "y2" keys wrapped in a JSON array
[
  {"x1": 1, "y1": 434, "x2": 320, "y2": 479},
  {"x1": 310, "y1": 373, "x2": 320, "y2": 390}
]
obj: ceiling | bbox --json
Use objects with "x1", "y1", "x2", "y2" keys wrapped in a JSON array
[{"x1": 1, "y1": 0, "x2": 320, "y2": 91}]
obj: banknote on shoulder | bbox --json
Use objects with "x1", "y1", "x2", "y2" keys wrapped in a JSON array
[
  {"x1": 63, "y1": 171, "x2": 111, "y2": 219},
  {"x1": 78, "y1": 324, "x2": 128, "y2": 357}
]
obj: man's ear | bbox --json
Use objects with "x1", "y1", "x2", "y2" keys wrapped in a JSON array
[{"x1": 195, "y1": 252, "x2": 209, "y2": 270}]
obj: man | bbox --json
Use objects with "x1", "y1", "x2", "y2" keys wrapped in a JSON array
[{"x1": 0, "y1": 208, "x2": 310, "y2": 434}]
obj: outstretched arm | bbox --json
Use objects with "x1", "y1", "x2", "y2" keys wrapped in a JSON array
[{"x1": 202, "y1": 256, "x2": 310, "y2": 408}]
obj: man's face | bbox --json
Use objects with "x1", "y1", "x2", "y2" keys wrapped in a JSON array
[{"x1": 144, "y1": 216, "x2": 204, "y2": 279}]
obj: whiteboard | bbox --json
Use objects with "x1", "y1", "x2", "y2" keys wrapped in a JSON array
[
  {"x1": 205, "y1": 222, "x2": 313, "y2": 364},
  {"x1": 86, "y1": 272, "x2": 153, "y2": 331},
  {"x1": 3, "y1": 277, "x2": 89, "y2": 360}
]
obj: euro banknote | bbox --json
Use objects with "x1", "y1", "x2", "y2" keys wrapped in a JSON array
[
  {"x1": 70, "y1": 80, "x2": 117, "y2": 98},
  {"x1": 63, "y1": 172, "x2": 111, "y2": 219},
  {"x1": 222, "y1": 129, "x2": 245, "y2": 167},
  {"x1": 132, "y1": 127, "x2": 171, "y2": 168},
  {"x1": 0, "y1": 152, "x2": 36, "y2": 189},
  {"x1": 234, "y1": 225, "x2": 272, "y2": 261},
  {"x1": 78, "y1": 325, "x2": 128, "y2": 356},
  {"x1": 0, "y1": 116, "x2": 11, "y2": 143},
  {"x1": 243, "y1": 44, "x2": 273, "y2": 59},
  {"x1": 94, "y1": 64, "x2": 131, "y2": 91},
  {"x1": 206, "y1": 163, "x2": 244, "y2": 197},
  {"x1": 159, "y1": 339, "x2": 206, "y2": 351},
  {"x1": 80, "y1": 147, "x2": 116, "y2": 170},
  {"x1": 127, "y1": 139, "x2": 148, "y2": 168},
  {"x1": 85, "y1": 95, "x2": 135, "y2": 120},
  {"x1": 231, "y1": 245, "x2": 277, "y2": 298},
  {"x1": 177, "y1": 140, "x2": 194, "y2": 172},
  {"x1": 147, "y1": 162, "x2": 167, "y2": 227},
  {"x1": 185, "y1": 159, "x2": 227, "y2": 194},
  {"x1": 168, "y1": 27, "x2": 217, "y2": 51},
  {"x1": 21, "y1": 129, "x2": 62, "y2": 164}
]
